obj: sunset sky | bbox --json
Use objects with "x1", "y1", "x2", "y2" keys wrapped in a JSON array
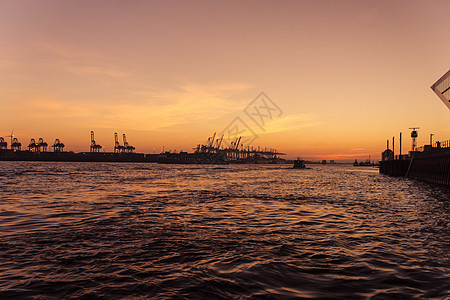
[{"x1": 1, "y1": 0, "x2": 449, "y2": 160}]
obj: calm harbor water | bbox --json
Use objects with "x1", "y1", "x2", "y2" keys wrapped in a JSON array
[{"x1": 0, "y1": 162, "x2": 449, "y2": 299}]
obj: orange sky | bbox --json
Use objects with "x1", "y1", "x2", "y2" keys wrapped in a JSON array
[{"x1": 1, "y1": 0, "x2": 449, "y2": 161}]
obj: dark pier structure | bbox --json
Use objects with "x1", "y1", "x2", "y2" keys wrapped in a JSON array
[
  {"x1": 380, "y1": 142, "x2": 450, "y2": 186},
  {"x1": 379, "y1": 131, "x2": 413, "y2": 177},
  {"x1": 407, "y1": 143, "x2": 450, "y2": 186},
  {"x1": 379, "y1": 159, "x2": 411, "y2": 177},
  {"x1": 380, "y1": 69, "x2": 450, "y2": 186}
]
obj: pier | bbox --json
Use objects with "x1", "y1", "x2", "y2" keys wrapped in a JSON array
[
  {"x1": 407, "y1": 144, "x2": 450, "y2": 186},
  {"x1": 380, "y1": 139, "x2": 450, "y2": 186},
  {"x1": 379, "y1": 159, "x2": 410, "y2": 177},
  {"x1": 381, "y1": 69, "x2": 450, "y2": 186}
]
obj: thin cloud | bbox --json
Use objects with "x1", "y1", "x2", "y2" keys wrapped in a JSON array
[
  {"x1": 262, "y1": 114, "x2": 321, "y2": 134},
  {"x1": 13, "y1": 82, "x2": 255, "y2": 131},
  {"x1": 64, "y1": 64, "x2": 130, "y2": 78},
  {"x1": 30, "y1": 40, "x2": 104, "y2": 60},
  {"x1": 16, "y1": 39, "x2": 133, "y2": 78}
]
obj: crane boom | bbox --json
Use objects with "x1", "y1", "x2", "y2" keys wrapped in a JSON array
[
  {"x1": 217, "y1": 134, "x2": 224, "y2": 149},
  {"x1": 123, "y1": 134, "x2": 128, "y2": 147},
  {"x1": 235, "y1": 136, "x2": 241, "y2": 150},
  {"x1": 209, "y1": 132, "x2": 216, "y2": 147}
]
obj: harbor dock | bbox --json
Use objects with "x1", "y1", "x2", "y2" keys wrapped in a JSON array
[
  {"x1": 0, "y1": 132, "x2": 286, "y2": 164},
  {"x1": 380, "y1": 144, "x2": 450, "y2": 186},
  {"x1": 380, "y1": 69, "x2": 450, "y2": 186}
]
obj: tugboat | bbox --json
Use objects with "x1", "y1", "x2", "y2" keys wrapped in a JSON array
[{"x1": 293, "y1": 157, "x2": 307, "y2": 169}]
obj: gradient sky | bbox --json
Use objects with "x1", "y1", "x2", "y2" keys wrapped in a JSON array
[{"x1": 1, "y1": 0, "x2": 449, "y2": 160}]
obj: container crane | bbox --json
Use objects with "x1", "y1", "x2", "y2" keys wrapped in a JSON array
[
  {"x1": 123, "y1": 134, "x2": 135, "y2": 153},
  {"x1": 28, "y1": 138, "x2": 39, "y2": 152},
  {"x1": 11, "y1": 138, "x2": 21, "y2": 150},
  {"x1": 52, "y1": 139, "x2": 65, "y2": 152},
  {"x1": 5, "y1": 129, "x2": 14, "y2": 150},
  {"x1": 0, "y1": 137, "x2": 7, "y2": 150},
  {"x1": 38, "y1": 138, "x2": 48, "y2": 152},
  {"x1": 90, "y1": 131, "x2": 102, "y2": 152},
  {"x1": 233, "y1": 136, "x2": 242, "y2": 150},
  {"x1": 114, "y1": 133, "x2": 125, "y2": 153},
  {"x1": 215, "y1": 134, "x2": 224, "y2": 150},
  {"x1": 209, "y1": 132, "x2": 216, "y2": 148},
  {"x1": 205, "y1": 132, "x2": 216, "y2": 152}
]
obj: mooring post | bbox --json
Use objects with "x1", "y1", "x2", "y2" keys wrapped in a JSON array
[{"x1": 393, "y1": 137, "x2": 395, "y2": 160}]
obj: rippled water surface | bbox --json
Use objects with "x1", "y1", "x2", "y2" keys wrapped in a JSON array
[{"x1": 0, "y1": 162, "x2": 449, "y2": 299}]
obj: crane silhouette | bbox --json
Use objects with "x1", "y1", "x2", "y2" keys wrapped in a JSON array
[
  {"x1": 28, "y1": 139, "x2": 39, "y2": 152},
  {"x1": 37, "y1": 138, "x2": 48, "y2": 152},
  {"x1": 5, "y1": 129, "x2": 14, "y2": 150},
  {"x1": 114, "y1": 133, "x2": 125, "y2": 153},
  {"x1": 123, "y1": 134, "x2": 135, "y2": 153},
  {"x1": 90, "y1": 131, "x2": 102, "y2": 152},
  {"x1": 11, "y1": 138, "x2": 21, "y2": 150},
  {"x1": 0, "y1": 137, "x2": 7, "y2": 150},
  {"x1": 52, "y1": 139, "x2": 65, "y2": 152}
]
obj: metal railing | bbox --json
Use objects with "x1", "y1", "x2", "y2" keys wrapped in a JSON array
[
  {"x1": 433, "y1": 140, "x2": 450, "y2": 148},
  {"x1": 415, "y1": 140, "x2": 450, "y2": 152}
]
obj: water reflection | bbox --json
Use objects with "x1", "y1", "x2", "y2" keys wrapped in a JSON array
[{"x1": 0, "y1": 162, "x2": 448, "y2": 298}]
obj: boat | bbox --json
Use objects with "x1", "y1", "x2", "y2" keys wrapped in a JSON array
[
  {"x1": 354, "y1": 158, "x2": 373, "y2": 167},
  {"x1": 293, "y1": 157, "x2": 307, "y2": 169}
]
